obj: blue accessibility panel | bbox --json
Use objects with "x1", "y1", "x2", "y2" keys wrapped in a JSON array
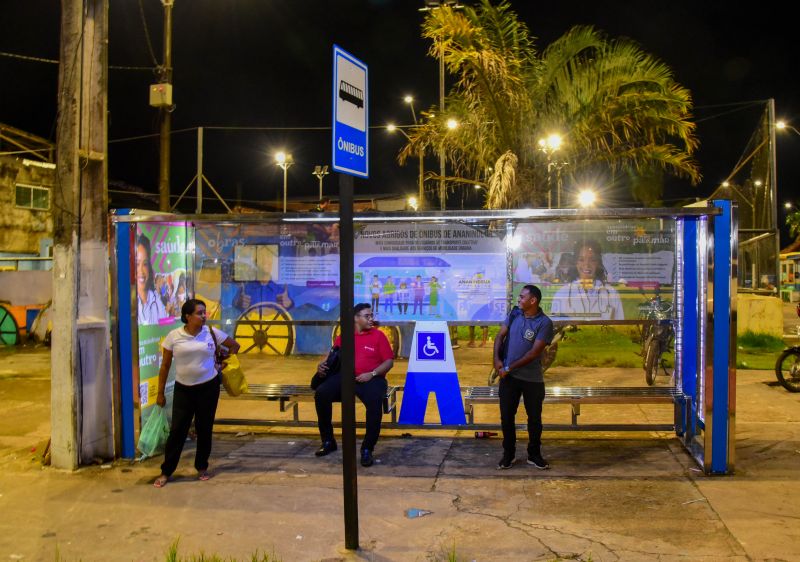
[
  {"x1": 417, "y1": 332, "x2": 445, "y2": 361},
  {"x1": 399, "y1": 321, "x2": 466, "y2": 425},
  {"x1": 332, "y1": 45, "x2": 368, "y2": 178},
  {"x1": 398, "y1": 372, "x2": 467, "y2": 425}
]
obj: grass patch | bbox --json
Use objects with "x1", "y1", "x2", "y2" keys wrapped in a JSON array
[
  {"x1": 736, "y1": 331, "x2": 786, "y2": 370},
  {"x1": 738, "y1": 331, "x2": 785, "y2": 351},
  {"x1": 165, "y1": 539, "x2": 281, "y2": 562},
  {"x1": 550, "y1": 326, "x2": 643, "y2": 368}
]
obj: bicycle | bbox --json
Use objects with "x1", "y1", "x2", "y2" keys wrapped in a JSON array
[
  {"x1": 774, "y1": 303, "x2": 800, "y2": 392},
  {"x1": 638, "y1": 295, "x2": 674, "y2": 386}
]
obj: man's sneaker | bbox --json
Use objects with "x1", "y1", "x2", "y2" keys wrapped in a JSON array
[
  {"x1": 360, "y1": 449, "x2": 374, "y2": 467},
  {"x1": 527, "y1": 454, "x2": 550, "y2": 470},
  {"x1": 497, "y1": 453, "x2": 516, "y2": 470}
]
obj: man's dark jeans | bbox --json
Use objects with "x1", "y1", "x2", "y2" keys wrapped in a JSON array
[
  {"x1": 314, "y1": 371, "x2": 387, "y2": 451},
  {"x1": 498, "y1": 375, "x2": 545, "y2": 457}
]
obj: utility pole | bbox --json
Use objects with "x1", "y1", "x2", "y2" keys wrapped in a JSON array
[
  {"x1": 158, "y1": 0, "x2": 174, "y2": 212},
  {"x1": 53, "y1": 0, "x2": 113, "y2": 469}
]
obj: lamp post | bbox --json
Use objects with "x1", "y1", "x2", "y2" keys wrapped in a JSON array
[
  {"x1": 404, "y1": 95, "x2": 425, "y2": 209},
  {"x1": 312, "y1": 165, "x2": 329, "y2": 201},
  {"x1": 274, "y1": 151, "x2": 293, "y2": 213},
  {"x1": 420, "y1": 0, "x2": 464, "y2": 211},
  {"x1": 538, "y1": 133, "x2": 565, "y2": 208}
]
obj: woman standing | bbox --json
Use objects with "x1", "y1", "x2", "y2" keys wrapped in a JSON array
[{"x1": 153, "y1": 299, "x2": 240, "y2": 488}]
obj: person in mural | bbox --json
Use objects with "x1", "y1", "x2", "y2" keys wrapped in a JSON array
[
  {"x1": 370, "y1": 274, "x2": 381, "y2": 311},
  {"x1": 411, "y1": 275, "x2": 425, "y2": 315},
  {"x1": 493, "y1": 285, "x2": 554, "y2": 470},
  {"x1": 429, "y1": 275, "x2": 442, "y2": 317},
  {"x1": 468, "y1": 326, "x2": 489, "y2": 347},
  {"x1": 153, "y1": 299, "x2": 240, "y2": 488},
  {"x1": 313, "y1": 303, "x2": 394, "y2": 467},
  {"x1": 168, "y1": 272, "x2": 188, "y2": 317},
  {"x1": 382, "y1": 275, "x2": 396, "y2": 314},
  {"x1": 234, "y1": 248, "x2": 294, "y2": 313},
  {"x1": 550, "y1": 238, "x2": 624, "y2": 320},
  {"x1": 397, "y1": 281, "x2": 410, "y2": 315},
  {"x1": 136, "y1": 234, "x2": 168, "y2": 325}
]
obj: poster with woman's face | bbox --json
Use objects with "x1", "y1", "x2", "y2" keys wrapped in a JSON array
[
  {"x1": 512, "y1": 220, "x2": 676, "y2": 321},
  {"x1": 135, "y1": 223, "x2": 191, "y2": 425}
]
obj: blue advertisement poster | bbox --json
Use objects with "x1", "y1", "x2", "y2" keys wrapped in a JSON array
[
  {"x1": 193, "y1": 222, "x2": 340, "y2": 355},
  {"x1": 353, "y1": 223, "x2": 507, "y2": 322}
]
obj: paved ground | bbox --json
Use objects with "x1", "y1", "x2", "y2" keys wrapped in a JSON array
[{"x1": 1, "y1": 309, "x2": 799, "y2": 561}]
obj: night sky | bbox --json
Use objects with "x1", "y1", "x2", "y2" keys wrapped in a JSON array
[{"x1": 1, "y1": 1, "x2": 797, "y2": 241}]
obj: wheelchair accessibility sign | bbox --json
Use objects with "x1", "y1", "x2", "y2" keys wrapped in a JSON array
[
  {"x1": 417, "y1": 332, "x2": 445, "y2": 361},
  {"x1": 399, "y1": 321, "x2": 466, "y2": 425}
]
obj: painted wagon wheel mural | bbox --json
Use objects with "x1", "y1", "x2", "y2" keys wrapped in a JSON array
[
  {"x1": 331, "y1": 323, "x2": 401, "y2": 358},
  {"x1": 234, "y1": 301, "x2": 295, "y2": 355},
  {"x1": 0, "y1": 304, "x2": 20, "y2": 346}
]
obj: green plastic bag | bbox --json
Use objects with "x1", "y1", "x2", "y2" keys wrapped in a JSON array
[{"x1": 137, "y1": 406, "x2": 170, "y2": 458}]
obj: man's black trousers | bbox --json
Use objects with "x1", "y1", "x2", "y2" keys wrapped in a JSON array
[
  {"x1": 314, "y1": 371, "x2": 387, "y2": 452},
  {"x1": 498, "y1": 375, "x2": 545, "y2": 457}
]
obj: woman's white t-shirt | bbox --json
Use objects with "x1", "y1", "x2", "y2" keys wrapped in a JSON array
[{"x1": 162, "y1": 326, "x2": 229, "y2": 386}]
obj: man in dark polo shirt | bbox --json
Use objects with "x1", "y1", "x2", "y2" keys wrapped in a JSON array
[
  {"x1": 493, "y1": 284, "x2": 554, "y2": 470},
  {"x1": 314, "y1": 303, "x2": 394, "y2": 467}
]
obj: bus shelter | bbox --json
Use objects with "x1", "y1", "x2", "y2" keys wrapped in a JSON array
[{"x1": 110, "y1": 201, "x2": 736, "y2": 474}]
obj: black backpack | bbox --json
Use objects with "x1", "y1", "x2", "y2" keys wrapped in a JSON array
[{"x1": 499, "y1": 306, "x2": 523, "y2": 363}]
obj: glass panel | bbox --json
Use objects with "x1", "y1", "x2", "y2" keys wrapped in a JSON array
[
  {"x1": 15, "y1": 185, "x2": 32, "y2": 208},
  {"x1": 31, "y1": 187, "x2": 50, "y2": 210},
  {"x1": 511, "y1": 219, "x2": 677, "y2": 322}
]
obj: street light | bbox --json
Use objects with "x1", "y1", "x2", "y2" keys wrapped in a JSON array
[
  {"x1": 777, "y1": 120, "x2": 800, "y2": 136},
  {"x1": 407, "y1": 196, "x2": 419, "y2": 211},
  {"x1": 312, "y1": 165, "x2": 329, "y2": 201},
  {"x1": 446, "y1": 118, "x2": 459, "y2": 130},
  {"x1": 577, "y1": 189, "x2": 597, "y2": 208},
  {"x1": 274, "y1": 151, "x2": 293, "y2": 213},
  {"x1": 538, "y1": 132, "x2": 566, "y2": 208}
]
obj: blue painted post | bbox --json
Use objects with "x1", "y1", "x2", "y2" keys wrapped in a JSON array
[
  {"x1": 116, "y1": 220, "x2": 136, "y2": 458},
  {"x1": 680, "y1": 218, "x2": 699, "y2": 438},
  {"x1": 711, "y1": 200, "x2": 734, "y2": 474}
]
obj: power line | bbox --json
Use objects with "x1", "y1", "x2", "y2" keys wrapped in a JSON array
[
  {"x1": 137, "y1": 0, "x2": 160, "y2": 69},
  {"x1": 0, "y1": 50, "x2": 154, "y2": 71}
]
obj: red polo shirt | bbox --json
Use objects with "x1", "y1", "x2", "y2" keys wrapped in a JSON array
[{"x1": 334, "y1": 328, "x2": 393, "y2": 377}]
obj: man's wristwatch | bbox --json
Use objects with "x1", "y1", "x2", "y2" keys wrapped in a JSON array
[{"x1": 370, "y1": 370, "x2": 377, "y2": 378}]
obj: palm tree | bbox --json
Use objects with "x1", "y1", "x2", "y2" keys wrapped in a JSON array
[{"x1": 399, "y1": 0, "x2": 700, "y2": 209}]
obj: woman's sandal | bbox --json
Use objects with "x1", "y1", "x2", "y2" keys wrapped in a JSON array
[
  {"x1": 153, "y1": 475, "x2": 168, "y2": 488},
  {"x1": 198, "y1": 470, "x2": 212, "y2": 481}
]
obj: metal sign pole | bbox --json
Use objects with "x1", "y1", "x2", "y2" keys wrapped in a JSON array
[{"x1": 339, "y1": 173, "x2": 359, "y2": 549}]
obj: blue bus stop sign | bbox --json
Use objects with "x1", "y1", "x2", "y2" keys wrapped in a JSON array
[{"x1": 332, "y1": 45, "x2": 368, "y2": 178}]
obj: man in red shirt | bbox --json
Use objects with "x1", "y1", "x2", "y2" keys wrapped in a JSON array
[{"x1": 314, "y1": 303, "x2": 394, "y2": 466}]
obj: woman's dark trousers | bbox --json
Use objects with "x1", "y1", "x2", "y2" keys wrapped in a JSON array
[{"x1": 161, "y1": 377, "x2": 220, "y2": 476}]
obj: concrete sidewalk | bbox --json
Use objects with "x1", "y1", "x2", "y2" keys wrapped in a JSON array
[{"x1": 1, "y1": 367, "x2": 799, "y2": 561}]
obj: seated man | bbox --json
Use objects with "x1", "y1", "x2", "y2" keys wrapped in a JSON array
[{"x1": 314, "y1": 303, "x2": 394, "y2": 467}]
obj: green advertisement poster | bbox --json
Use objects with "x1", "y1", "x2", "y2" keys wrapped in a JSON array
[{"x1": 135, "y1": 223, "x2": 191, "y2": 427}]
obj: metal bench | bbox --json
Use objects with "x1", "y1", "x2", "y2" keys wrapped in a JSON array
[
  {"x1": 464, "y1": 385, "x2": 689, "y2": 431},
  {"x1": 220, "y1": 384, "x2": 399, "y2": 423}
]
